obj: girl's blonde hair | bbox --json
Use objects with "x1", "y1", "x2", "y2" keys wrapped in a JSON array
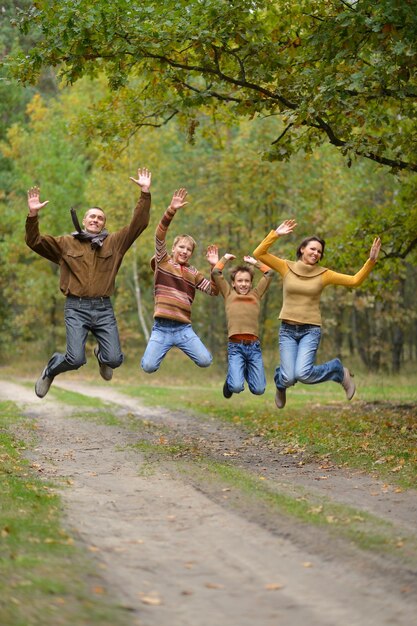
[{"x1": 172, "y1": 234, "x2": 196, "y2": 252}]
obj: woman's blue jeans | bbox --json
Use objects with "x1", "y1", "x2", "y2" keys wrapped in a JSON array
[
  {"x1": 226, "y1": 340, "x2": 266, "y2": 395},
  {"x1": 274, "y1": 322, "x2": 344, "y2": 390},
  {"x1": 45, "y1": 296, "x2": 123, "y2": 378},
  {"x1": 141, "y1": 318, "x2": 212, "y2": 373}
]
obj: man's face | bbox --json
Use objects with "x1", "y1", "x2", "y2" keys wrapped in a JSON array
[
  {"x1": 82, "y1": 209, "x2": 106, "y2": 234},
  {"x1": 232, "y1": 271, "x2": 252, "y2": 295},
  {"x1": 172, "y1": 238, "x2": 194, "y2": 265}
]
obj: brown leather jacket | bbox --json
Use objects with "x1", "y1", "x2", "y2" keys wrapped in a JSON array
[{"x1": 25, "y1": 191, "x2": 151, "y2": 298}]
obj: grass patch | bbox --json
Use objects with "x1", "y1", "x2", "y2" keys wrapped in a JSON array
[
  {"x1": 70, "y1": 409, "x2": 121, "y2": 426},
  {"x1": 0, "y1": 401, "x2": 132, "y2": 626},
  {"x1": 44, "y1": 386, "x2": 111, "y2": 408}
]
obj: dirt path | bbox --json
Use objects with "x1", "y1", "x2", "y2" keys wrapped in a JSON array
[{"x1": 1, "y1": 378, "x2": 416, "y2": 626}]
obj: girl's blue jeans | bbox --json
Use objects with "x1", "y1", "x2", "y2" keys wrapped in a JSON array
[
  {"x1": 141, "y1": 318, "x2": 212, "y2": 373},
  {"x1": 274, "y1": 322, "x2": 344, "y2": 390}
]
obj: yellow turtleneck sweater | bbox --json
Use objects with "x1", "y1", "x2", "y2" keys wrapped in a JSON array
[{"x1": 253, "y1": 231, "x2": 376, "y2": 326}]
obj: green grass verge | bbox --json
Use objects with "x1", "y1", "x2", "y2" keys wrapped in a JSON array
[{"x1": 0, "y1": 401, "x2": 131, "y2": 626}]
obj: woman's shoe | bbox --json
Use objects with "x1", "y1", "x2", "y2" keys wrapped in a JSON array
[
  {"x1": 275, "y1": 387, "x2": 286, "y2": 409},
  {"x1": 342, "y1": 368, "x2": 356, "y2": 400}
]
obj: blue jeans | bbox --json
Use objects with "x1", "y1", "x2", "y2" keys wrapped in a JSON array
[
  {"x1": 141, "y1": 318, "x2": 212, "y2": 373},
  {"x1": 226, "y1": 340, "x2": 266, "y2": 395},
  {"x1": 274, "y1": 322, "x2": 344, "y2": 390},
  {"x1": 45, "y1": 296, "x2": 123, "y2": 378}
]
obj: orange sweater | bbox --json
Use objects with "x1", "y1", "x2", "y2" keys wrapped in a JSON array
[{"x1": 212, "y1": 257, "x2": 273, "y2": 338}]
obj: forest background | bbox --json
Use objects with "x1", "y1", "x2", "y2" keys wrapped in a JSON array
[{"x1": 0, "y1": 0, "x2": 416, "y2": 375}]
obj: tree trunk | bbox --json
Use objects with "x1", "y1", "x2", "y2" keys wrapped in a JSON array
[
  {"x1": 132, "y1": 250, "x2": 150, "y2": 343},
  {"x1": 391, "y1": 326, "x2": 404, "y2": 373}
]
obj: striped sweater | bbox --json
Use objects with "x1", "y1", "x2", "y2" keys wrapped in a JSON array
[{"x1": 152, "y1": 206, "x2": 218, "y2": 323}]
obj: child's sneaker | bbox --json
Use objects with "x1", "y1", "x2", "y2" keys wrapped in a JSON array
[{"x1": 223, "y1": 381, "x2": 233, "y2": 399}]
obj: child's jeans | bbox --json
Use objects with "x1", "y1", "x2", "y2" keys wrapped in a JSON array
[
  {"x1": 226, "y1": 340, "x2": 266, "y2": 395},
  {"x1": 141, "y1": 318, "x2": 212, "y2": 373}
]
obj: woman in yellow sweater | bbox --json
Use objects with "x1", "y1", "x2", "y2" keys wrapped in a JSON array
[{"x1": 253, "y1": 219, "x2": 381, "y2": 409}]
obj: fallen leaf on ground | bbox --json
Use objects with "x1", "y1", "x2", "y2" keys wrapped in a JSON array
[
  {"x1": 265, "y1": 583, "x2": 284, "y2": 591},
  {"x1": 308, "y1": 505, "x2": 323, "y2": 514},
  {"x1": 139, "y1": 593, "x2": 162, "y2": 606}
]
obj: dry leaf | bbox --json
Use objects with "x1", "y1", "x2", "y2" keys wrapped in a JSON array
[
  {"x1": 308, "y1": 505, "x2": 323, "y2": 514},
  {"x1": 302, "y1": 561, "x2": 313, "y2": 568},
  {"x1": 140, "y1": 594, "x2": 162, "y2": 606},
  {"x1": 265, "y1": 583, "x2": 284, "y2": 591},
  {"x1": 205, "y1": 582, "x2": 224, "y2": 589}
]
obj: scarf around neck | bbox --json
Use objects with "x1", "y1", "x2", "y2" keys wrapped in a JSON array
[{"x1": 70, "y1": 207, "x2": 109, "y2": 250}]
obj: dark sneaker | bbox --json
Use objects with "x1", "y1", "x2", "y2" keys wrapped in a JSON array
[
  {"x1": 35, "y1": 366, "x2": 54, "y2": 398},
  {"x1": 223, "y1": 381, "x2": 233, "y2": 399},
  {"x1": 342, "y1": 367, "x2": 355, "y2": 400},
  {"x1": 275, "y1": 387, "x2": 286, "y2": 409},
  {"x1": 94, "y1": 346, "x2": 113, "y2": 381}
]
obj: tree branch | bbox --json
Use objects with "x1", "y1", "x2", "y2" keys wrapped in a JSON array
[
  {"x1": 383, "y1": 237, "x2": 417, "y2": 259},
  {"x1": 271, "y1": 123, "x2": 294, "y2": 145}
]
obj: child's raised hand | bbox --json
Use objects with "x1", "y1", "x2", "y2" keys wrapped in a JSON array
[
  {"x1": 224, "y1": 253, "x2": 236, "y2": 261},
  {"x1": 243, "y1": 255, "x2": 257, "y2": 266},
  {"x1": 169, "y1": 188, "x2": 188, "y2": 211},
  {"x1": 275, "y1": 219, "x2": 297, "y2": 236},
  {"x1": 206, "y1": 245, "x2": 219, "y2": 266}
]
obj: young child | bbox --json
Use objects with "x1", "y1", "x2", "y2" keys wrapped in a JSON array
[
  {"x1": 212, "y1": 253, "x2": 273, "y2": 398},
  {"x1": 141, "y1": 188, "x2": 219, "y2": 373}
]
